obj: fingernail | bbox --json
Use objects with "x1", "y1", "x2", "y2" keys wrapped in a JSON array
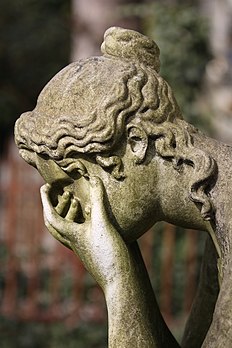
[
  {"x1": 71, "y1": 198, "x2": 78, "y2": 208},
  {"x1": 63, "y1": 191, "x2": 70, "y2": 199}
]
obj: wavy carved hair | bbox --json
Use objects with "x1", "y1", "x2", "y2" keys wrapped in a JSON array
[{"x1": 15, "y1": 27, "x2": 216, "y2": 220}]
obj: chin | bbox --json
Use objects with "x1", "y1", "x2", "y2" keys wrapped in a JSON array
[
  {"x1": 115, "y1": 218, "x2": 152, "y2": 243},
  {"x1": 108, "y1": 201, "x2": 156, "y2": 243}
]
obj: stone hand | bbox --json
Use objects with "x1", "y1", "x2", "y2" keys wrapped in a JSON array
[
  {"x1": 42, "y1": 188, "x2": 79, "y2": 250},
  {"x1": 40, "y1": 178, "x2": 180, "y2": 348},
  {"x1": 40, "y1": 176, "x2": 130, "y2": 290}
]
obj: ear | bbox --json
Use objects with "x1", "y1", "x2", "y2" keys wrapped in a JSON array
[{"x1": 127, "y1": 125, "x2": 148, "y2": 164}]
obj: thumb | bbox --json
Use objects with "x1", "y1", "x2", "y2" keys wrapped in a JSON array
[{"x1": 89, "y1": 176, "x2": 108, "y2": 222}]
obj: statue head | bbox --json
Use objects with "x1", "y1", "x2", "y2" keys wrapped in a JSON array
[{"x1": 15, "y1": 27, "x2": 216, "y2": 241}]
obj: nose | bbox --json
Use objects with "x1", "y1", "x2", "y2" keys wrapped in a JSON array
[{"x1": 19, "y1": 149, "x2": 37, "y2": 168}]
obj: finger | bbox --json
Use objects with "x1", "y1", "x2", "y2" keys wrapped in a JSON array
[
  {"x1": 40, "y1": 184, "x2": 65, "y2": 229},
  {"x1": 66, "y1": 198, "x2": 79, "y2": 221},
  {"x1": 44, "y1": 217, "x2": 72, "y2": 250},
  {"x1": 40, "y1": 184, "x2": 81, "y2": 238},
  {"x1": 56, "y1": 191, "x2": 71, "y2": 215},
  {"x1": 89, "y1": 176, "x2": 108, "y2": 222},
  {"x1": 40, "y1": 184, "x2": 52, "y2": 206}
]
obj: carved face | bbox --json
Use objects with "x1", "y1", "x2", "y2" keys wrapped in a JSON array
[
  {"x1": 14, "y1": 42, "x2": 182, "y2": 241},
  {"x1": 34, "y1": 134, "x2": 161, "y2": 243}
]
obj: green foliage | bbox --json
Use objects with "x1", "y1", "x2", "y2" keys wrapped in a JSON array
[{"x1": 0, "y1": 0, "x2": 70, "y2": 149}]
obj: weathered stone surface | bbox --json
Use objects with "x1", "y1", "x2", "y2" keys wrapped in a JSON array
[{"x1": 15, "y1": 27, "x2": 232, "y2": 347}]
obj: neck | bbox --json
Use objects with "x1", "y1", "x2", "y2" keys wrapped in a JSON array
[
  {"x1": 193, "y1": 131, "x2": 232, "y2": 263},
  {"x1": 159, "y1": 128, "x2": 232, "y2": 264}
]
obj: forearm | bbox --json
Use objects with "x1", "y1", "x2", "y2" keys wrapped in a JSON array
[
  {"x1": 41, "y1": 183, "x2": 179, "y2": 347},
  {"x1": 104, "y1": 242, "x2": 180, "y2": 348}
]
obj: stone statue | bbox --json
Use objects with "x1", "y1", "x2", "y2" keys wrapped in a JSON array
[{"x1": 14, "y1": 27, "x2": 232, "y2": 347}]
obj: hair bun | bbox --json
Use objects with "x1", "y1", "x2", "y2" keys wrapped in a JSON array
[{"x1": 101, "y1": 27, "x2": 160, "y2": 72}]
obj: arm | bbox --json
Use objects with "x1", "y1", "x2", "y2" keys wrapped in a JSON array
[
  {"x1": 106, "y1": 241, "x2": 179, "y2": 348},
  {"x1": 40, "y1": 177, "x2": 179, "y2": 348}
]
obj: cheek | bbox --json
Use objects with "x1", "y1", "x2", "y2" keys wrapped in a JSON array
[
  {"x1": 104, "y1": 178, "x2": 159, "y2": 241},
  {"x1": 105, "y1": 181, "x2": 153, "y2": 241}
]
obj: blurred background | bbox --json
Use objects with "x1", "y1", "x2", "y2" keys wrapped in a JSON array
[{"x1": 0, "y1": 0, "x2": 232, "y2": 347}]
